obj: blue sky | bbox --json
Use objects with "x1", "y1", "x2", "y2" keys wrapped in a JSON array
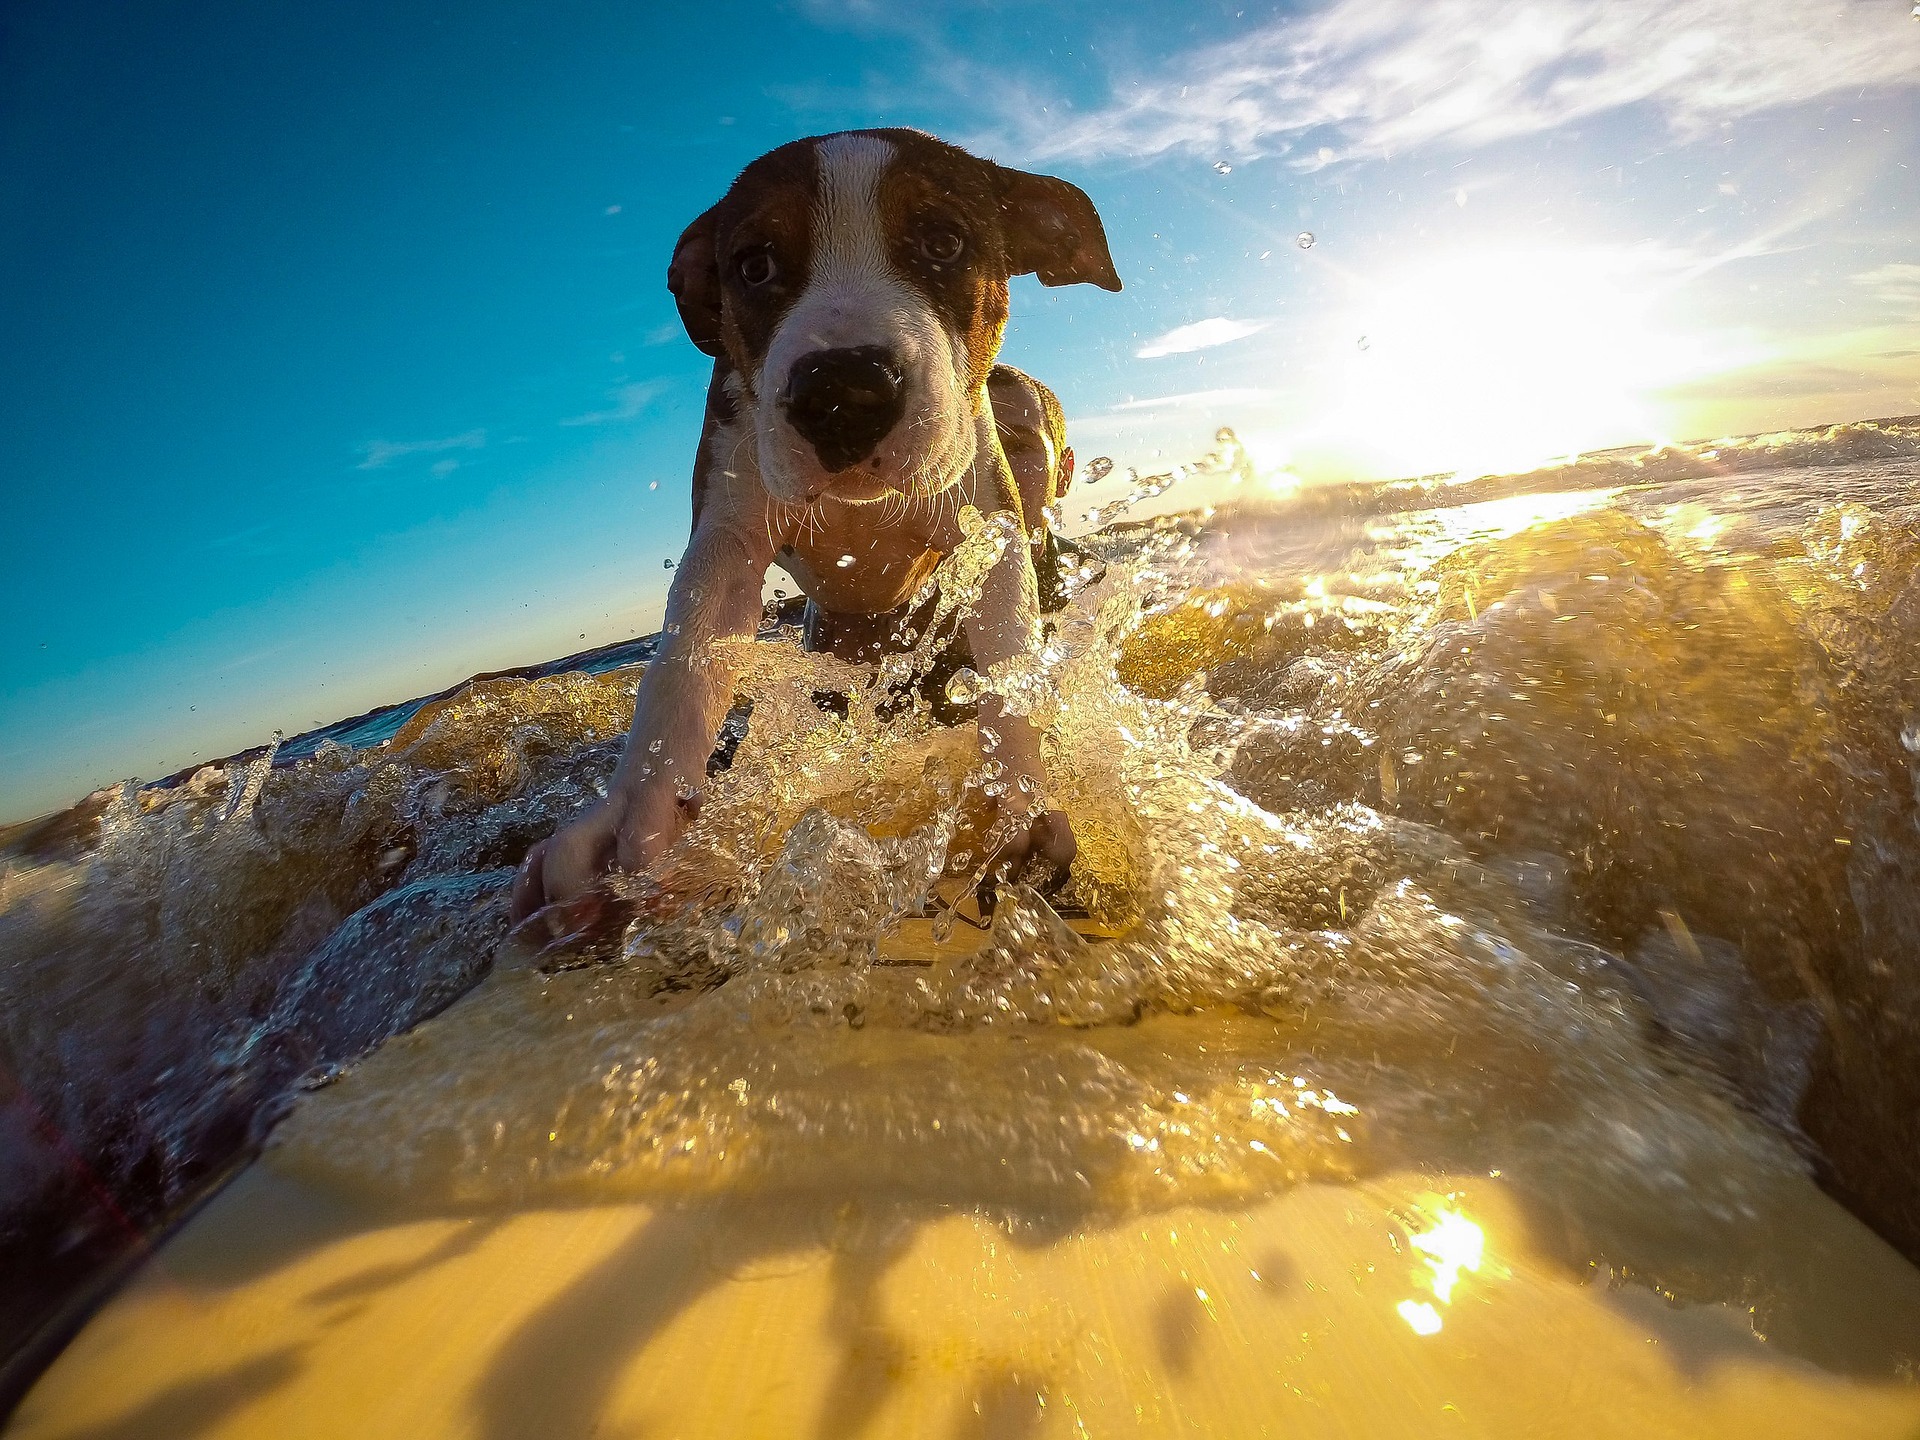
[{"x1": 3, "y1": 0, "x2": 1917, "y2": 821}]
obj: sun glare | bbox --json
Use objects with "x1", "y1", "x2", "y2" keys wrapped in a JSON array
[{"x1": 1310, "y1": 248, "x2": 1755, "y2": 480}]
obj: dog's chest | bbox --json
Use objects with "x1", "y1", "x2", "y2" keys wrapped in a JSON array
[{"x1": 775, "y1": 506, "x2": 946, "y2": 614}]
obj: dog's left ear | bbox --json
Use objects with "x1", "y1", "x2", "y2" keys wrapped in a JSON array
[
  {"x1": 995, "y1": 167, "x2": 1122, "y2": 292},
  {"x1": 667, "y1": 204, "x2": 725, "y2": 357}
]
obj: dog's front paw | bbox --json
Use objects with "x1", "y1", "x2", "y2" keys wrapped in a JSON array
[
  {"x1": 512, "y1": 804, "x2": 615, "y2": 922},
  {"x1": 510, "y1": 782, "x2": 702, "y2": 922},
  {"x1": 979, "y1": 806, "x2": 1077, "y2": 910}
]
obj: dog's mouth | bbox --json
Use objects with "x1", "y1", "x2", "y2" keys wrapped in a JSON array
[
  {"x1": 769, "y1": 409, "x2": 970, "y2": 505},
  {"x1": 793, "y1": 468, "x2": 905, "y2": 507}
]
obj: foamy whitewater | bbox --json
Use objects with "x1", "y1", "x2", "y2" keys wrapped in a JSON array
[{"x1": 5, "y1": 418, "x2": 1920, "y2": 1417}]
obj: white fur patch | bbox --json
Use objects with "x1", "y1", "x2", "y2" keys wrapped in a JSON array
[
  {"x1": 754, "y1": 133, "x2": 976, "y2": 504},
  {"x1": 811, "y1": 134, "x2": 896, "y2": 310}
]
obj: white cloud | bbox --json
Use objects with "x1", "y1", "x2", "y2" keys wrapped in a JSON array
[
  {"x1": 356, "y1": 428, "x2": 485, "y2": 470},
  {"x1": 1020, "y1": 0, "x2": 1920, "y2": 166},
  {"x1": 1135, "y1": 317, "x2": 1270, "y2": 358},
  {"x1": 560, "y1": 380, "x2": 669, "y2": 427}
]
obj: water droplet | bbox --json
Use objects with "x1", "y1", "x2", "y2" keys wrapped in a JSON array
[
  {"x1": 1212, "y1": 160, "x2": 1233, "y2": 175},
  {"x1": 836, "y1": 553, "x2": 855, "y2": 568},
  {"x1": 945, "y1": 668, "x2": 983, "y2": 705},
  {"x1": 648, "y1": 480, "x2": 659, "y2": 491},
  {"x1": 1296, "y1": 231, "x2": 1315, "y2": 249},
  {"x1": 648, "y1": 738, "x2": 664, "y2": 754},
  {"x1": 663, "y1": 558, "x2": 675, "y2": 570},
  {"x1": 1084, "y1": 456, "x2": 1115, "y2": 484},
  {"x1": 1357, "y1": 335, "x2": 1370, "y2": 351}
]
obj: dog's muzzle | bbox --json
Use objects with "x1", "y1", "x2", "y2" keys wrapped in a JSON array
[{"x1": 781, "y1": 346, "x2": 906, "y2": 474}]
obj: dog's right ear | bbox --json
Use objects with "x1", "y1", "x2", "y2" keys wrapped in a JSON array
[
  {"x1": 667, "y1": 206, "x2": 724, "y2": 358},
  {"x1": 995, "y1": 168, "x2": 1122, "y2": 293}
]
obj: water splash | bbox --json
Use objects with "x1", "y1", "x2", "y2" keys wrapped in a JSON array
[{"x1": 7, "y1": 423, "x2": 1920, "y2": 1366}]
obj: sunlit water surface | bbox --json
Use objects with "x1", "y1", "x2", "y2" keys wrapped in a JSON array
[{"x1": 5, "y1": 420, "x2": 1920, "y2": 1436}]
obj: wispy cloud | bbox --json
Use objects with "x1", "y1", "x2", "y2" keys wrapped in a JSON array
[
  {"x1": 1018, "y1": 0, "x2": 1920, "y2": 166},
  {"x1": 1855, "y1": 263, "x2": 1920, "y2": 321},
  {"x1": 1661, "y1": 357, "x2": 1904, "y2": 403},
  {"x1": 1068, "y1": 388, "x2": 1277, "y2": 442},
  {"x1": 560, "y1": 380, "x2": 669, "y2": 427},
  {"x1": 1107, "y1": 387, "x2": 1277, "y2": 412},
  {"x1": 1136, "y1": 317, "x2": 1270, "y2": 358},
  {"x1": 356, "y1": 428, "x2": 486, "y2": 470}
]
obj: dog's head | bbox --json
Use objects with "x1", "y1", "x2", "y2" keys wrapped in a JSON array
[{"x1": 668, "y1": 129, "x2": 1119, "y2": 505}]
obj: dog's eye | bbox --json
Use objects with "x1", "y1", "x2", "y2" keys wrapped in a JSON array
[
  {"x1": 736, "y1": 249, "x2": 777, "y2": 287},
  {"x1": 919, "y1": 226, "x2": 965, "y2": 265}
]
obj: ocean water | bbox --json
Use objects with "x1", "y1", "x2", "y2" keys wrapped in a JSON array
[{"x1": 3, "y1": 418, "x2": 1920, "y2": 1428}]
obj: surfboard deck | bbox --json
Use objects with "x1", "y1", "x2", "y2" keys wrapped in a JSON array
[{"x1": 11, "y1": 1150, "x2": 1920, "y2": 1440}]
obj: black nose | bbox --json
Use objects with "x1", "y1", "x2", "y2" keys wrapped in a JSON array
[{"x1": 781, "y1": 346, "x2": 905, "y2": 473}]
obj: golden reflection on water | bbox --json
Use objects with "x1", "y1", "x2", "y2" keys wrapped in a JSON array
[
  {"x1": 1420, "y1": 487, "x2": 1619, "y2": 550},
  {"x1": 1395, "y1": 1199, "x2": 1489, "y2": 1336},
  {"x1": 1396, "y1": 1299, "x2": 1445, "y2": 1336},
  {"x1": 1412, "y1": 1204, "x2": 1485, "y2": 1305}
]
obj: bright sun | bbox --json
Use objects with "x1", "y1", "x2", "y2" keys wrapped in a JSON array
[{"x1": 1306, "y1": 248, "x2": 1752, "y2": 479}]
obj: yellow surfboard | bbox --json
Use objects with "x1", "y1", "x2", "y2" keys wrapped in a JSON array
[{"x1": 12, "y1": 919, "x2": 1920, "y2": 1440}]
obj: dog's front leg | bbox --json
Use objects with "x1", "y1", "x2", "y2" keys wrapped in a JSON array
[
  {"x1": 512, "y1": 519, "x2": 769, "y2": 918},
  {"x1": 960, "y1": 524, "x2": 1077, "y2": 896}
]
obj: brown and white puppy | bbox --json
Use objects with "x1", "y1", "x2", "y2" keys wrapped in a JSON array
[
  {"x1": 513, "y1": 128, "x2": 1120, "y2": 920},
  {"x1": 803, "y1": 364, "x2": 1078, "y2": 666}
]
